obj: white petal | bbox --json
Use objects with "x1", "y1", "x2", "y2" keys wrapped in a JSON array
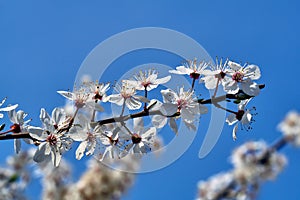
[
  {"x1": 199, "y1": 104, "x2": 208, "y2": 114},
  {"x1": 125, "y1": 98, "x2": 142, "y2": 110},
  {"x1": 161, "y1": 88, "x2": 178, "y2": 103},
  {"x1": 108, "y1": 94, "x2": 124, "y2": 106},
  {"x1": 76, "y1": 141, "x2": 88, "y2": 160},
  {"x1": 223, "y1": 81, "x2": 239, "y2": 94},
  {"x1": 142, "y1": 127, "x2": 156, "y2": 138},
  {"x1": 86, "y1": 101, "x2": 104, "y2": 112},
  {"x1": 241, "y1": 80, "x2": 260, "y2": 96},
  {"x1": 169, "y1": 117, "x2": 178, "y2": 135},
  {"x1": 45, "y1": 143, "x2": 51, "y2": 155},
  {"x1": 232, "y1": 124, "x2": 238, "y2": 141},
  {"x1": 151, "y1": 115, "x2": 167, "y2": 128},
  {"x1": 86, "y1": 140, "x2": 96, "y2": 156},
  {"x1": 0, "y1": 104, "x2": 18, "y2": 112},
  {"x1": 169, "y1": 66, "x2": 193, "y2": 75},
  {"x1": 226, "y1": 114, "x2": 238, "y2": 125},
  {"x1": 51, "y1": 149, "x2": 62, "y2": 167},
  {"x1": 153, "y1": 75, "x2": 171, "y2": 85},
  {"x1": 202, "y1": 75, "x2": 218, "y2": 89},
  {"x1": 52, "y1": 107, "x2": 65, "y2": 125},
  {"x1": 134, "y1": 117, "x2": 144, "y2": 133},
  {"x1": 228, "y1": 61, "x2": 242, "y2": 71},
  {"x1": 33, "y1": 143, "x2": 47, "y2": 163},
  {"x1": 14, "y1": 139, "x2": 21, "y2": 154},
  {"x1": 0, "y1": 98, "x2": 6, "y2": 107},
  {"x1": 181, "y1": 108, "x2": 196, "y2": 123},
  {"x1": 160, "y1": 103, "x2": 178, "y2": 116},
  {"x1": 57, "y1": 91, "x2": 75, "y2": 101},
  {"x1": 244, "y1": 64, "x2": 261, "y2": 80},
  {"x1": 28, "y1": 126, "x2": 46, "y2": 140},
  {"x1": 133, "y1": 95, "x2": 150, "y2": 103}
]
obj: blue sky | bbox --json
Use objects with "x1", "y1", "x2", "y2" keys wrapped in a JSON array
[{"x1": 1, "y1": 0, "x2": 300, "y2": 199}]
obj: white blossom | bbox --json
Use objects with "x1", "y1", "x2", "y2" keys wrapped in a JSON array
[
  {"x1": 28, "y1": 108, "x2": 74, "y2": 167},
  {"x1": 169, "y1": 59, "x2": 208, "y2": 80},
  {"x1": 223, "y1": 61, "x2": 261, "y2": 96},
  {"x1": 123, "y1": 69, "x2": 171, "y2": 91},
  {"x1": 226, "y1": 99, "x2": 253, "y2": 140},
  {"x1": 108, "y1": 82, "x2": 149, "y2": 110}
]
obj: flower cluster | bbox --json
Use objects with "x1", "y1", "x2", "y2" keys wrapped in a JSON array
[{"x1": 0, "y1": 58, "x2": 263, "y2": 168}]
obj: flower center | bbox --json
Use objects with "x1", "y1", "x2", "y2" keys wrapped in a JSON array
[
  {"x1": 131, "y1": 133, "x2": 142, "y2": 144},
  {"x1": 236, "y1": 110, "x2": 245, "y2": 121},
  {"x1": 93, "y1": 91, "x2": 103, "y2": 101},
  {"x1": 10, "y1": 123, "x2": 21, "y2": 133},
  {"x1": 189, "y1": 72, "x2": 200, "y2": 79},
  {"x1": 47, "y1": 134, "x2": 58, "y2": 146},
  {"x1": 215, "y1": 71, "x2": 226, "y2": 79},
  {"x1": 232, "y1": 71, "x2": 244, "y2": 82}
]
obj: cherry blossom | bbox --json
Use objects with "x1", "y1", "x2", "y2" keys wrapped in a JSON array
[
  {"x1": 123, "y1": 69, "x2": 171, "y2": 91},
  {"x1": 28, "y1": 108, "x2": 74, "y2": 167},
  {"x1": 226, "y1": 99, "x2": 253, "y2": 140},
  {"x1": 278, "y1": 111, "x2": 300, "y2": 146},
  {"x1": 7, "y1": 109, "x2": 31, "y2": 154},
  {"x1": 169, "y1": 59, "x2": 208, "y2": 80},
  {"x1": 223, "y1": 61, "x2": 261, "y2": 96},
  {"x1": 108, "y1": 82, "x2": 149, "y2": 111}
]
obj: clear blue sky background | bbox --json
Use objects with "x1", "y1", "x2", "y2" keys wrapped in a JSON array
[{"x1": 1, "y1": 1, "x2": 300, "y2": 199}]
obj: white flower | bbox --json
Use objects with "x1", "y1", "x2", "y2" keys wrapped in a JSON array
[
  {"x1": 169, "y1": 59, "x2": 208, "y2": 80},
  {"x1": 28, "y1": 108, "x2": 73, "y2": 167},
  {"x1": 0, "y1": 97, "x2": 18, "y2": 118},
  {"x1": 278, "y1": 111, "x2": 300, "y2": 146},
  {"x1": 226, "y1": 99, "x2": 253, "y2": 140},
  {"x1": 223, "y1": 61, "x2": 261, "y2": 96},
  {"x1": 83, "y1": 81, "x2": 110, "y2": 102},
  {"x1": 161, "y1": 87, "x2": 205, "y2": 124},
  {"x1": 99, "y1": 128, "x2": 121, "y2": 160},
  {"x1": 69, "y1": 115, "x2": 103, "y2": 160},
  {"x1": 8, "y1": 109, "x2": 31, "y2": 154},
  {"x1": 123, "y1": 118, "x2": 156, "y2": 155},
  {"x1": 57, "y1": 86, "x2": 104, "y2": 112},
  {"x1": 201, "y1": 58, "x2": 232, "y2": 90},
  {"x1": 123, "y1": 69, "x2": 171, "y2": 91},
  {"x1": 108, "y1": 82, "x2": 149, "y2": 110}
]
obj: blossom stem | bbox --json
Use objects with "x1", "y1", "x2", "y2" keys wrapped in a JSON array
[
  {"x1": 143, "y1": 86, "x2": 148, "y2": 111},
  {"x1": 120, "y1": 101, "x2": 126, "y2": 117},
  {"x1": 213, "y1": 78, "x2": 220, "y2": 98},
  {"x1": 191, "y1": 78, "x2": 196, "y2": 91}
]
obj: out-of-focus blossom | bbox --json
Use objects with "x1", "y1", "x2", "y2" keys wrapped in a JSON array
[{"x1": 278, "y1": 111, "x2": 300, "y2": 146}]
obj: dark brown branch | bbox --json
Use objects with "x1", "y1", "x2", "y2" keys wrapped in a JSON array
[{"x1": 0, "y1": 133, "x2": 34, "y2": 140}]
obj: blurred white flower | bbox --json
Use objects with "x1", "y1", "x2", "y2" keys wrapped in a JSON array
[
  {"x1": 278, "y1": 111, "x2": 300, "y2": 146},
  {"x1": 123, "y1": 69, "x2": 171, "y2": 91},
  {"x1": 232, "y1": 141, "x2": 287, "y2": 184}
]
